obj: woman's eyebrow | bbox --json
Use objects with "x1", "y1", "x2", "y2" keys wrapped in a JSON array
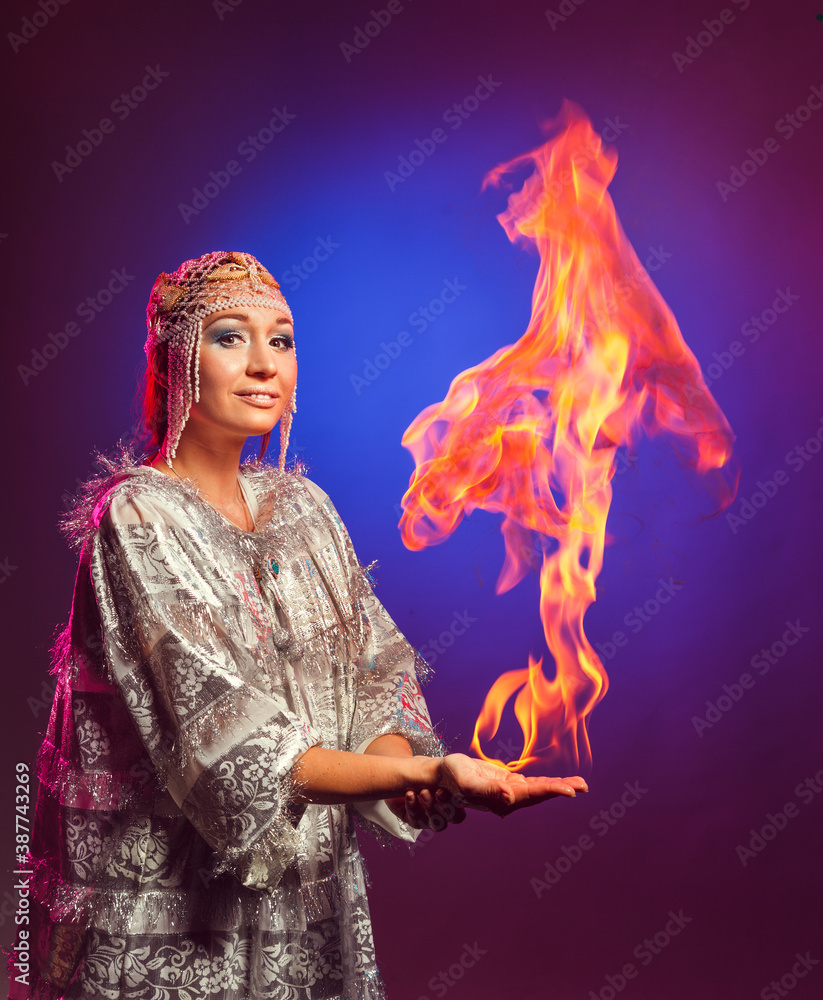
[
  {"x1": 203, "y1": 312, "x2": 250, "y2": 330},
  {"x1": 203, "y1": 313, "x2": 293, "y2": 331}
]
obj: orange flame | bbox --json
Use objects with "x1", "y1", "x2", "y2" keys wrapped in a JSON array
[{"x1": 399, "y1": 101, "x2": 737, "y2": 771}]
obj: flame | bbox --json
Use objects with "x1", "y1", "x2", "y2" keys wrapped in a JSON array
[{"x1": 399, "y1": 101, "x2": 737, "y2": 771}]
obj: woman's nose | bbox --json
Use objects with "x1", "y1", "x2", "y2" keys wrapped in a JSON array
[{"x1": 247, "y1": 335, "x2": 278, "y2": 375}]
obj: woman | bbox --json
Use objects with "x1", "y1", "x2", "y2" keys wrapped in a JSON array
[{"x1": 11, "y1": 251, "x2": 587, "y2": 1000}]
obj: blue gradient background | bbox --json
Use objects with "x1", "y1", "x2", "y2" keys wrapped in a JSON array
[{"x1": 1, "y1": 1, "x2": 821, "y2": 998}]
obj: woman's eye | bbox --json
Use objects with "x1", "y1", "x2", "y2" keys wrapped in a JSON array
[
  {"x1": 270, "y1": 336, "x2": 294, "y2": 351},
  {"x1": 216, "y1": 332, "x2": 242, "y2": 346}
]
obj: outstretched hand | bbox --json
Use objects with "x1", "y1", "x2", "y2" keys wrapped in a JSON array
[
  {"x1": 386, "y1": 753, "x2": 588, "y2": 830},
  {"x1": 439, "y1": 753, "x2": 588, "y2": 817}
]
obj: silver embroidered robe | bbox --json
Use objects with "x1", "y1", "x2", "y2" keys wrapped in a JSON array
[{"x1": 10, "y1": 459, "x2": 442, "y2": 1000}]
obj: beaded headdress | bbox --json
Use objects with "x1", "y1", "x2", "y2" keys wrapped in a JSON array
[{"x1": 145, "y1": 250, "x2": 295, "y2": 469}]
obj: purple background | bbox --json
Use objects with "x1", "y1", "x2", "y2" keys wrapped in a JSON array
[{"x1": 2, "y1": 1, "x2": 821, "y2": 997}]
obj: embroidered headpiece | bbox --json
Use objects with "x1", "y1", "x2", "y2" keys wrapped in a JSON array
[{"x1": 144, "y1": 251, "x2": 295, "y2": 466}]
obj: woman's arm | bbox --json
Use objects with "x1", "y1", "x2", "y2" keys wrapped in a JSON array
[
  {"x1": 293, "y1": 744, "x2": 587, "y2": 818},
  {"x1": 292, "y1": 744, "x2": 438, "y2": 804}
]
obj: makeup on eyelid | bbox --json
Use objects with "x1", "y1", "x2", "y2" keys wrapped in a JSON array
[{"x1": 206, "y1": 328, "x2": 294, "y2": 349}]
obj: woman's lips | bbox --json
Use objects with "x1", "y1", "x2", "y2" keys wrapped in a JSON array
[{"x1": 235, "y1": 391, "x2": 280, "y2": 408}]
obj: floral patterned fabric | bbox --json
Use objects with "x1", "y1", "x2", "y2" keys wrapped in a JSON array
[{"x1": 8, "y1": 458, "x2": 442, "y2": 1000}]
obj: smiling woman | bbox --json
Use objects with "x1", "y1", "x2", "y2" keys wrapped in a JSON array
[
  {"x1": 9, "y1": 250, "x2": 586, "y2": 1000},
  {"x1": 196, "y1": 308, "x2": 297, "y2": 429},
  {"x1": 148, "y1": 302, "x2": 298, "y2": 531}
]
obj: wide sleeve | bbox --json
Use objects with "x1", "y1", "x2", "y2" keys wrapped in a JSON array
[{"x1": 90, "y1": 489, "x2": 322, "y2": 892}]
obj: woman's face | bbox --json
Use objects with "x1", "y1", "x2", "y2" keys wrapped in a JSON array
[{"x1": 183, "y1": 305, "x2": 297, "y2": 447}]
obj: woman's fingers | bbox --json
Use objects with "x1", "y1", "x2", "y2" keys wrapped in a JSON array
[
  {"x1": 417, "y1": 789, "x2": 438, "y2": 827},
  {"x1": 402, "y1": 789, "x2": 444, "y2": 830},
  {"x1": 404, "y1": 790, "x2": 428, "y2": 828},
  {"x1": 492, "y1": 774, "x2": 590, "y2": 814},
  {"x1": 525, "y1": 775, "x2": 589, "y2": 796},
  {"x1": 534, "y1": 777, "x2": 578, "y2": 797},
  {"x1": 384, "y1": 796, "x2": 406, "y2": 822},
  {"x1": 418, "y1": 788, "x2": 460, "y2": 831},
  {"x1": 435, "y1": 787, "x2": 467, "y2": 825},
  {"x1": 399, "y1": 788, "x2": 467, "y2": 831}
]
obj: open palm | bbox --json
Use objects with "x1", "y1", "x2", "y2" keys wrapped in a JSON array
[{"x1": 439, "y1": 753, "x2": 588, "y2": 817}]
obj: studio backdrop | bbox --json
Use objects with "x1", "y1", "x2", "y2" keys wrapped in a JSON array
[{"x1": 1, "y1": 2, "x2": 821, "y2": 998}]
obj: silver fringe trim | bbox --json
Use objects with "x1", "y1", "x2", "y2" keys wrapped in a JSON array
[
  {"x1": 25, "y1": 847, "x2": 370, "y2": 937},
  {"x1": 58, "y1": 444, "x2": 306, "y2": 555},
  {"x1": 36, "y1": 738, "x2": 155, "y2": 812}
]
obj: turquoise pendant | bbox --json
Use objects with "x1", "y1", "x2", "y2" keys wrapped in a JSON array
[{"x1": 270, "y1": 559, "x2": 280, "y2": 577}]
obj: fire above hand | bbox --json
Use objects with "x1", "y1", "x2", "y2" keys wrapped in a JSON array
[{"x1": 399, "y1": 100, "x2": 738, "y2": 772}]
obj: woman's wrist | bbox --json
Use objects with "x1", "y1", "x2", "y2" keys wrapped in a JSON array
[{"x1": 402, "y1": 754, "x2": 443, "y2": 792}]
